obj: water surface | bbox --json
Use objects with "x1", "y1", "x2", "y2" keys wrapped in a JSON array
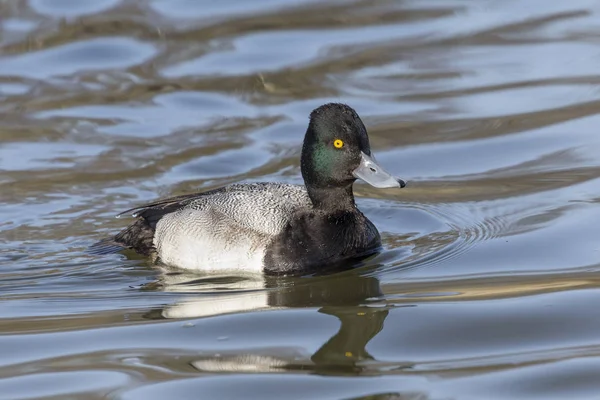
[{"x1": 2, "y1": 0, "x2": 600, "y2": 399}]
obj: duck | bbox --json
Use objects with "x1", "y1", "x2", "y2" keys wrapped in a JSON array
[{"x1": 91, "y1": 103, "x2": 406, "y2": 275}]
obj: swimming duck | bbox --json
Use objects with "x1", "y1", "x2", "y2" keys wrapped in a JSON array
[{"x1": 92, "y1": 103, "x2": 406, "y2": 275}]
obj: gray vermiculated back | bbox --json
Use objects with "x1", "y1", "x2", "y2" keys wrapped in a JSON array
[{"x1": 182, "y1": 183, "x2": 312, "y2": 235}]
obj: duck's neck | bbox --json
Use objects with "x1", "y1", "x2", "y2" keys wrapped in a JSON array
[{"x1": 306, "y1": 183, "x2": 356, "y2": 211}]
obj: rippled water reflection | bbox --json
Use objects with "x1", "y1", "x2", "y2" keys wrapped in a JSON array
[{"x1": 2, "y1": 0, "x2": 600, "y2": 399}]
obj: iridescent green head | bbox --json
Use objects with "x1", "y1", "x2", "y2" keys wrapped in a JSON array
[{"x1": 300, "y1": 103, "x2": 405, "y2": 194}]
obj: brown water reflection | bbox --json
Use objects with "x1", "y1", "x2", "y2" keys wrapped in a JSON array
[{"x1": 2, "y1": 0, "x2": 600, "y2": 399}]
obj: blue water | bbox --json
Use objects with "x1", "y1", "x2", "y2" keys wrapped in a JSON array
[{"x1": 2, "y1": 0, "x2": 600, "y2": 399}]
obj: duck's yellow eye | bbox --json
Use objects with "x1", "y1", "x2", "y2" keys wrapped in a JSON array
[{"x1": 333, "y1": 139, "x2": 344, "y2": 149}]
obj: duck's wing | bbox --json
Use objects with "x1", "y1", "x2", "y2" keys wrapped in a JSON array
[
  {"x1": 169, "y1": 183, "x2": 311, "y2": 236},
  {"x1": 90, "y1": 183, "x2": 310, "y2": 256},
  {"x1": 116, "y1": 186, "x2": 231, "y2": 223}
]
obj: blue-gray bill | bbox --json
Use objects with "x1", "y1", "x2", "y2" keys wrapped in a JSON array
[{"x1": 352, "y1": 151, "x2": 406, "y2": 188}]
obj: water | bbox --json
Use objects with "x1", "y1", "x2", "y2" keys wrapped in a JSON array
[{"x1": 2, "y1": 0, "x2": 600, "y2": 398}]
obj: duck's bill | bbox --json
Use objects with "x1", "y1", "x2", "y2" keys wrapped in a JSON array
[{"x1": 352, "y1": 151, "x2": 406, "y2": 188}]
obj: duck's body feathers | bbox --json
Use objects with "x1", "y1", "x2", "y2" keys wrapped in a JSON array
[{"x1": 94, "y1": 183, "x2": 315, "y2": 272}]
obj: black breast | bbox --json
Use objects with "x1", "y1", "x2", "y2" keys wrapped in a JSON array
[{"x1": 263, "y1": 209, "x2": 381, "y2": 275}]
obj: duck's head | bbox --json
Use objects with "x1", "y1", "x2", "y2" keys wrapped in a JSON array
[{"x1": 301, "y1": 103, "x2": 405, "y2": 201}]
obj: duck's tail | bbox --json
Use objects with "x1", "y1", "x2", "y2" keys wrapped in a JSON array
[
  {"x1": 88, "y1": 219, "x2": 156, "y2": 256},
  {"x1": 88, "y1": 237, "x2": 127, "y2": 255}
]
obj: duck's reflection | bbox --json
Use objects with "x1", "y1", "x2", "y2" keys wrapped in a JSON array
[
  {"x1": 149, "y1": 268, "x2": 400, "y2": 375},
  {"x1": 311, "y1": 306, "x2": 388, "y2": 374}
]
